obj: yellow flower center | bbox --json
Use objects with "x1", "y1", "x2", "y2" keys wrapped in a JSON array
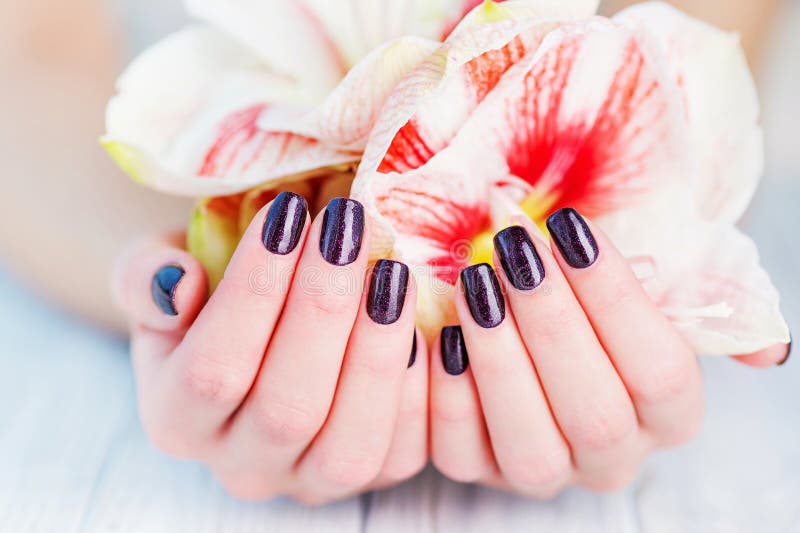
[{"x1": 468, "y1": 190, "x2": 557, "y2": 267}]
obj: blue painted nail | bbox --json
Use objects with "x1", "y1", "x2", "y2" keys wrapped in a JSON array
[{"x1": 152, "y1": 265, "x2": 185, "y2": 316}]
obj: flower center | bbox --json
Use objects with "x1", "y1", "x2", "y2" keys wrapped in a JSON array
[{"x1": 467, "y1": 190, "x2": 556, "y2": 268}]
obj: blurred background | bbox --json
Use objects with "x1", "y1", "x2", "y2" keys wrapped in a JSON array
[{"x1": 0, "y1": 1, "x2": 797, "y2": 531}]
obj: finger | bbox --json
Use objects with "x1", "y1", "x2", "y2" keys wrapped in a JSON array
[
  {"x1": 545, "y1": 208, "x2": 704, "y2": 447},
  {"x1": 492, "y1": 222, "x2": 641, "y2": 489},
  {"x1": 372, "y1": 329, "x2": 429, "y2": 489},
  {"x1": 733, "y1": 340, "x2": 792, "y2": 368},
  {"x1": 223, "y1": 198, "x2": 369, "y2": 479},
  {"x1": 111, "y1": 233, "x2": 207, "y2": 332},
  {"x1": 113, "y1": 236, "x2": 209, "y2": 458},
  {"x1": 148, "y1": 192, "x2": 310, "y2": 452},
  {"x1": 430, "y1": 327, "x2": 499, "y2": 484},
  {"x1": 295, "y1": 261, "x2": 417, "y2": 497},
  {"x1": 455, "y1": 264, "x2": 572, "y2": 496}
]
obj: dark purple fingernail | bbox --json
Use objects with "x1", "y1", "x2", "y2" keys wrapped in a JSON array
[
  {"x1": 546, "y1": 208, "x2": 599, "y2": 269},
  {"x1": 461, "y1": 263, "x2": 505, "y2": 328},
  {"x1": 262, "y1": 192, "x2": 308, "y2": 255},
  {"x1": 779, "y1": 335, "x2": 792, "y2": 366},
  {"x1": 441, "y1": 326, "x2": 469, "y2": 376},
  {"x1": 152, "y1": 265, "x2": 184, "y2": 316},
  {"x1": 367, "y1": 260, "x2": 409, "y2": 325},
  {"x1": 320, "y1": 198, "x2": 365, "y2": 266},
  {"x1": 409, "y1": 332, "x2": 418, "y2": 368},
  {"x1": 494, "y1": 226, "x2": 545, "y2": 291}
]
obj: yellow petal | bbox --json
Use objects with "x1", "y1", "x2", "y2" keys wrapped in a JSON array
[{"x1": 187, "y1": 195, "x2": 243, "y2": 290}]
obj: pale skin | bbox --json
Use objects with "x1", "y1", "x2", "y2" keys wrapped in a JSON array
[{"x1": 3, "y1": 0, "x2": 792, "y2": 503}]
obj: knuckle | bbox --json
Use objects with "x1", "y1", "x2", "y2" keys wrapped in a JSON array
[
  {"x1": 533, "y1": 304, "x2": 585, "y2": 342},
  {"x1": 398, "y1": 396, "x2": 428, "y2": 425},
  {"x1": 248, "y1": 398, "x2": 324, "y2": 446},
  {"x1": 313, "y1": 451, "x2": 383, "y2": 491},
  {"x1": 298, "y1": 290, "x2": 355, "y2": 318},
  {"x1": 380, "y1": 453, "x2": 427, "y2": 483},
  {"x1": 582, "y1": 465, "x2": 640, "y2": 493},
  {"x1": 630, "y1": 358, "x2": 697, "y2": 407},
  {"x1": 431, "y1": 393, "x2": 479, "y2": 425},
  {"x1": 140, "y1": 418, "x2": 192, "y2": 459},
  {"x1": 351, "y1": 351, "x2": 404, "y2": 381},
  {"x1": 599, "y1": 276, "x2": 641, "y2": 314},
  {"x1": 214, "y1": 470, "x2": 280, "y2": 501},
  {"x1": 566, "y1": 406, "x2": 637, "y2": 453},
  {"x1": 503, "y1": 451, "x2": 572, "y2": 491},
  {"x1": 214, "y1": 276, "x2": 285, "y2": 311},
  {"x1": 179, "y1": 355, "x2": 251, "y2": 408},
  {"x1": 659, "y1": 402, "x2": 705, "y2": 447},
  {"x1": 432, "y1": 454, "x2": 487, "y2": 484}
]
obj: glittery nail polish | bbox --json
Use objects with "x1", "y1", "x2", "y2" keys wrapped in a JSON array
[
  {"x1": 441, "y1": 326, "x2": 469, "y2": 376},
  {"x1": 546, "y1": 208, "x2": 599, "y2": 269},
  {"x1": 494, "y1": 226, "x2": 545, "y2": 291},
  {"x1": 152, "y1": 265, "x2": 184, "y2": 316},
  {"x1": 262, "y1": 192, "x2": 308, "y2": 255},
  {"x1": 461, "y1": 263, "x2": 505, "y2": 328},
  {"x1": 319, "y1": 198, "x2": 365, "y2": 266},
  {"x1": 409, "y1": 333, "x2": 418, "y2": 368},
  {"x1": 367, "y1": 260, "x2": 409, "y2": 325}
]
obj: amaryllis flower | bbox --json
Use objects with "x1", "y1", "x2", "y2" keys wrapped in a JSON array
[
  {"x1": 351, "y1": 1, "x2": 790, "y2": 354},
  {"x1": 102, "y1": 0, "x2": 580, "y2": 285}
]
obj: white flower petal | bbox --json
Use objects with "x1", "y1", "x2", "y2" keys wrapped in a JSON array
[
  {"x1": 448, "y1": 0, "x2": 600, "y2": 37},
  {"x1": 257, "y1": 36, "x2": 440, "y2": 151},
  {"x1": 595, "y1": 197, "x2": 789, "y2": 356},
  {"x1": 184, "y1": 0, "x2": 346, "y2": 96},
  {"x1": 104, "y1": 27, "x2": 358, "y2": 196},
  {"x1": 615, "y1": 1, "x2": 763, "y2": 223}
]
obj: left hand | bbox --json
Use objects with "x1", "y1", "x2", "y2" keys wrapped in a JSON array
[{"x1": 429, "y1": 208, "x2": 790, "y2": 497}]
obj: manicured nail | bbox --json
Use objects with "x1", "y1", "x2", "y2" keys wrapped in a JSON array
[
  {"x1": 262, "y1": 192, "x2": 308, "y2": 255},
  {"x1": 779, "y1": 335, "x2": 792, "y2": 366},
  {"x1": 494, "y1": 226, "x2": 545, "y2": 291},
  {"x1": 409, "y1": 333, "x2": 418, "y2": 368},
  {"x1": 319, "y1": 198, "x2": 365, "y2": 266},
  {"x1": 441, "y1": 326, "x2": 469, "y2": 376},
  {"x1": 461, "y1": 263, "x2": 505, "y2": 328},
  {"x1": 367, "y1": 260, "x2": 409, "y2": 325},
  {"x1": 546, "y1": 207, "x2": 599, "y2": 269},
  {"x1": 152, "y1": 265, "x2": 184, "y2": 316}
]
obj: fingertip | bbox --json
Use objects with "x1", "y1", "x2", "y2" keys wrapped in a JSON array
[
  {"x1": 114, "y1": 240, "x2": 207, "y2": 333},
  {"x1": 733, "y1": 339, "x2": 792, "y2": 368}
]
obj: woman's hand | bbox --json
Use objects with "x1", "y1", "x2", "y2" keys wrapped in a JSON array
[
  {"x1": 430, "y1": 208, "x2": 791, "y2": 497},
  {"x1": 113, "y1": 194, "x2": 426, "y2": 505}
]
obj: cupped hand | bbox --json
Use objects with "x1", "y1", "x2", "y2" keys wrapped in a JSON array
[
  {"x1": 430, "y1": 208, "x2": 791, "y2": 497},
  {"x1": 113, "y1": 194, "x2": 426, "y2": 505}
]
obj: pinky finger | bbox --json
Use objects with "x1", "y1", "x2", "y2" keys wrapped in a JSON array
[
  {"x1": 372, "y1": 330, "x2": 429, "y2": 488},
  {"x1": 111, "y1": 233, "x2": 207, "y2": 332},
  {"x1": 733, "y1": 340, "x2": 792, "y2": 368}
]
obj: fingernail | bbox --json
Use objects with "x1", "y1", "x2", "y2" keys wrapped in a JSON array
[
  {"x1": 461, "y1": 263, "x2": 505, "y2": 328},
  {"x1": 779, "y1": 335, "x2": 792, "y2": 366},
  {"x1": 409, "y1": 332, "x2": 418, "y2": 368},
  {"x1": 494, "y1": 226, "x2": 545, "y2": 291},
  {"x1": 320, "y1": 198, "x2": 365, "y2": 266},
  {"x1": 441, "y1": 326, "x2": 469, "y2": 376},
  {"x1": 546, "y1": 207, "x2": 599, "y2": 269},
  {"x1": 262, "y1": 192, "x2": 308, "y2": 255},
  {"x1": 152, "y1": 265, "x2": 184, "y2": 316},
  {"x1": 367, "y1": 260, "x2": 409, "y2": 325}
]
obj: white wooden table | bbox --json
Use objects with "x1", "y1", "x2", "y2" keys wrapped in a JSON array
[{"x1": 1, "y1": 182, "x2": 798, "y2": 533}]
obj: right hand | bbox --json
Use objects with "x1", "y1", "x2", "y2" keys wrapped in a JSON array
[{"x1": 112, "y1": 194, "x2": 426, "y2": 505}]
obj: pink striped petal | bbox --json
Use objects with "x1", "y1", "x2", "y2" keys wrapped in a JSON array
[{"x1": 103, "y1": 27, "x2": 359, "y2": 196}]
